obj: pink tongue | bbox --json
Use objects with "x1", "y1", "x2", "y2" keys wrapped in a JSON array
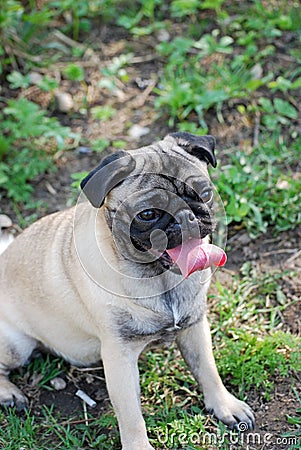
[{"x1": 166, "y1": 239, "x2": 227, "y2": 279}]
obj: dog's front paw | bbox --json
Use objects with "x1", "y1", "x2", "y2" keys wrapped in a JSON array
[
  {"x1": 0, "y1": 378, "x2": 28, "y2": 411},
  {"x1": 205, "y1": 389, "x2": 255, "y2": 431}
]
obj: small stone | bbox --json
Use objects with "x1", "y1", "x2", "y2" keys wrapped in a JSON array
[
  {"x1": 250, "y1": 63, "x2": 263, "y2": 80},
  {"x1": 85, "y1": 374, "x2": 94, "y2": 384},
  {"x1": 128, "y1": 124, "x2": 150, "y2": 139},
  {"x1": 77, "y1": 146, "x2": 91, "y2": 155},
  {"x1": 55, "y1": 92, "x2": 74, "y2": 112},
  {"x1": 156, "y1": 29, "x2": 170, "y2": 42},
  {"x1": 50, "y1": 377, "x2": 67, "y2": 391},
  {"x1": 28, "y1": 72, "x2": 43, "y2": 85},
  {"x1": 276, "y1": 179, "x2": 289, "y2": 190}
]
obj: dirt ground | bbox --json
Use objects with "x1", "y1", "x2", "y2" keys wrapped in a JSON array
[{"x1": 1, "y1": 17, "x2": 300, "y2": 450}]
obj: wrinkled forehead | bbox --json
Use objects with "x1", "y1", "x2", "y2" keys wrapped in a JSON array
[
  {"x1": 130, "y1": 144, "x2": 210, "y2": 181},
  {"x1": 105, "y1": 146, "x2": 211, "y2": 209}
]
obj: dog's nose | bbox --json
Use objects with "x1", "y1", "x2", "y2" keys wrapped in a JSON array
[
  {"x1": 176, "y1": 210, "x2": 196, "y2": 225},
  {"x1": 188, "y1": 212, "x2": 195, "y2": 222},
  {"x1": 173, "y1": 210, "x2": 200, "y2": 244}
]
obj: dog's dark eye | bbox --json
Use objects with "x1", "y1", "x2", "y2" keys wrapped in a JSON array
[
  {"x1": 137, "y1": 209, "x2": 160, "y2": 222},
  {"x1": 200, "y1": 189, "x2": 213, "y2": 203}
]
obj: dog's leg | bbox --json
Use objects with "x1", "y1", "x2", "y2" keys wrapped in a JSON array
[
  {"x1": 176, "y1": 315, "x2": 255, "y2": 430},
  {"x1": 0, "y1": 321, "x2": 36, "y2": 410},
  {"x1": 101, "y1": 342, "x2": 154, "y2": 450}
]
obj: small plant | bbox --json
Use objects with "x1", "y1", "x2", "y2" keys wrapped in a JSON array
[
  {"x1": 0, "y1": 98, "x2": 78, "y2": 204},
  {"x1": 285, "y1": 388, "x2": 301, "y2": 445},
  {"x1": 214, "y1": 132, "x2": 301, "y2": 236},
  {"x1": 210, "y1": 262, "x2": 293, "y2": 337},
  {"x1": 99, "y1": 53, "x2": 133, "y2": 92},
  {"x1": 20, "y1": 354, "x2": 66, "y2": 389},
  {"x1": 170, "y1": 0, "x2": 202, "y2": 18},
  {"x1": 91, "y1": 138, "x2": 110, "y2": 152},
  {"x1": 216, "y1": 331, "x2": 301, "y2": 399},
  {"x1": 63, "y1": 63, "x2": 85, "y2": 82},
  {"x1": 6, "y1": 71, "x2": 31, "y2": 89},
  {"x1": 117, "y1": 0, "x2": 166, "y2": 36},
  {"x1": 257, "y1": 97, "x2": 299, "y2": 131},
  {"x1": 150, "y1": 411, "x2": 207, "y2": 448},
  {"x1": 91, "y1": 105, "x2": 116, "y2": 121},
  {"x1": 0, "y1": 409, "x2": 39, "y2": 449},
  {"x1": 49, "y1": 0, "x2": 120, "y2": 39},
  {"x1": 154, "y1": 30, "x2": 271, "y2": 127},
  {"x1": 0, "y1": 0, "x2": 55, "y2": 75}
]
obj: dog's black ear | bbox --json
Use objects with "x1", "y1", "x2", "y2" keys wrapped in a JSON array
[
  {"x1": 80, "y1": 150, "x2": 136, "y2": 208},
  {"x1": 168, "y1": 132, "x2": 217, "y2": 168}
]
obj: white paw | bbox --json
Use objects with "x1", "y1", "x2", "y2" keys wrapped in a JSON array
[
  {"x1": 205, "y1": 389, "x2": 255, "y2": 431},
  {"x1": 0, "y1": 378, "x2": 28, "y2": 411}
]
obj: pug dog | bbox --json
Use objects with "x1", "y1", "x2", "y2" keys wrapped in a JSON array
[{"x1": 0, "y1": 132, "x2": 254, "y2": 450}]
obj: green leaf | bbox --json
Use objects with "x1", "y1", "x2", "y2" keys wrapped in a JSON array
[
  {"x1": 63, "y1": 63, "x2": 85, "y2": 82},
  {"x1": 91, "y1": 105, "x2": 116, "y2": 121},
  {"x1": 291, "y1": 77, "x2": 301, "y2": 89},
  {"x1": 0, "y1": 136, "x2": 9, "y2": 157},
  {"x1": 171, "y1": 0, "x2": 200, "y2": 17},
  {"x1": 0, "y1": 163, "x2": 9, "y2": 185},
  {"x1": 259, "y1": 97, "x2": 273, "y2": 113},
  {"x1": 7, "y1": 71, "x2": 30, "y2": 89},
  {"x1": 274, "y1": 98, "x2": 298, "y2": 119},
  {"x1": 91, "y1": 138, "x2": 110, "y2": 152}
]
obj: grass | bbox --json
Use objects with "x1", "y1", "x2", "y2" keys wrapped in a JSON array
[
  {"x1": 214, "y1": 135, "x2": 301, "y2": 236},
  {"x1": 0, "y1": 98, "x2": 78, "y2": 205},
  {"x1": 0, "y1": 407, "x2": 119, "y2": 449}
]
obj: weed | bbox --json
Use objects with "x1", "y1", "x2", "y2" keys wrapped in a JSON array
[
  {"x1": 7, "y1": 72, "x2": 59, "y2": 94},
  {"x1": 214, "y1": 133, "x2": 301, "y2": 236},
  {"x1": 6, "y1": 71, "x2": 31, "y2": 89},
  {"x1": 0, "y1": 1, "x2": 55, "y2": 74},
  {"x1": 285, "y1": 391, "x2": 301, "y2": 450},
  {"x1": 68, "y1": 171, "x2": 88, "y2": 206},
  {"x1": 155, "y1": 31, "x2": 272, "y2": 128},
  {"x1": 0, "y1": 409, "x2": 39, "y2": 449},
  {"x1": 0, "y1": 98, "x2": 78, "y2": 204},
  {"x1": 49, "y1": 0, "x2": 122, "y2": 39},
  {"x1": 216, "y1": 331, "x2": 301, "y2": 400},
  {"x1": 25, "y1": 354, "x2": 66, "y2": 389},
  {"x1": 91, "y1": 105, "x2": 116, "y2": 121},
  {"x1": 112, "y1": 140, "x2": 127, "y2": 149},
  {"x1": 117, "y1": 0, "x2": 167, "y2": 36},
  {"x1": 209, "y1": 262, "x2": 301, "y2": 400},
  {"x1": 0, "y1": 405, "x2": 119, "y2": 450},
  {"x1": 211, "y1": 261, "x2": 297, "y2": 335},
  {"x1": 99, "y1": 53, "x2": 133, "y2": 92},
  {"x1": 63, "y1": 63, "x2": 85, "y2": 82},
  {"x1": 90, "y1": 138, "x2": 110, "y2": 152}
]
